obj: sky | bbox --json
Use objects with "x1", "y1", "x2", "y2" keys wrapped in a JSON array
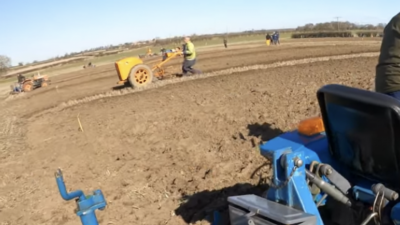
[{"x1": 0, "y1": 0, "x2": 398, "y2": 65}]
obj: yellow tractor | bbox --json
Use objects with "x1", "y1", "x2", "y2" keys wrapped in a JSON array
[{"x1": 115, "y1": 49, "x2": 182, "y2": 88}]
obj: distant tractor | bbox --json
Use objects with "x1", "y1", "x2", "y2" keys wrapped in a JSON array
[
  {"x1": 83, "y1": 62, "x2": 96, "y2": 69},
  {"x1": 12, "y1": 73, "x2": 51, "y2": 93}
]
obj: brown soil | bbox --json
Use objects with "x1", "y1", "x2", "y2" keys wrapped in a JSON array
[{"x1": 0, "y1": 39, "x2": 380, "y2": 225}]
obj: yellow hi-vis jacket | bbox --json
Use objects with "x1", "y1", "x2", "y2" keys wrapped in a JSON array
[{"x1": 183, "y1": 42, "x2": 196, "y2": 60}]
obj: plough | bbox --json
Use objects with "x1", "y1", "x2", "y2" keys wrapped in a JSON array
[{"x1": 55, "y1": 84, "x2": 400, "y2": 225}]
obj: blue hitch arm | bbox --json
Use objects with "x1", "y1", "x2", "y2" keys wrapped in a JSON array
[{"x1": 55, "y1": 169, "x2": 107, "y2": 225}]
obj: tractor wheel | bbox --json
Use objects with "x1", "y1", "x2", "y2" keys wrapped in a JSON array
[
  {"x1": 128, "y1": 64, "x2": 153, "y2": 88},
  {"x1": 23, "y1": 82, "x2": 33, "y2": 92},
  {"x1": 41, "y1": 82, "x2": 48, "y2": 87}
]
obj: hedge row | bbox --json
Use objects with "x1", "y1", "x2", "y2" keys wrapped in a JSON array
[
  {"x1": 355, "y1": 32, "x2": 383, "y2": 37},
  {"x1": 291, "y1": 31, "x2": 384, "y2": 38},
  {"x1": 291, "y1": 32, "x2": 353, "y2": 38}
]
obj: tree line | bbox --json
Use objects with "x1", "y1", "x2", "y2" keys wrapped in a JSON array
[{"x1": 295, "y1": 21, "x2": 385, "y2": 32}]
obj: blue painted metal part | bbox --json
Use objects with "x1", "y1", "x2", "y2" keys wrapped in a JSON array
[
  {"x1": 256, "y1": 129, "x2": 391, "y2": 225},
  {"x1": 55, "y1": 169, "x2": 106, "y2": 225},
  {"x1": 211, "y1": 210, "x2": 221, "y2": 225},
  {"x1": 391, "y1": 202, "x2": 400, "y2": 225},
  {"x1": 260, "y1": 131, "x2": 327, "y2": 225},
  {"x1": 214, "y1": 127, "x2": 397, "y2": 225},
  {"x1": 352, "y1": 186, "x2": 375, "y2": 205}
]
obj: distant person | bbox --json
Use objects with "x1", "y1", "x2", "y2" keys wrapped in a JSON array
[
  {"x1": 272, "y1": 31, "x2": 280, "y2": 45},
  {"x1": 11, "y1": 83, "x2": 22, "y2": 93},
  {"x1": 17, "y1": 74, "x2": 23, "y2": 89},
  {"x1": 265, "y1": 33, "x2": 271, "y2": 46},
  {"x1": 375, "y1": 13, "x2": 400, "y2": 100},
  {"x1": 271, "y1": 32, "x2": 277, "y2": 45},
  {"x1": 161, "y1": 47, "x2": 181, "y2": 61},
  {"x1": 275, "y1": 31, "x2": 280, "y2": 45},
  {"x1": 14, "y1": 74, "x2": 25, "y2": 92},
  {"x1": 161, "y1": 48, "x2": 167, "y2": 61},
  {"x1": 17, "y1": 74, "x2": 25, "y2": 83},
  {"x1": 223, "y1": 38, "x2": 228, "y2": 48},
  {"x1": 181, "y1": 37, "x2": 202, "y2": 76}
]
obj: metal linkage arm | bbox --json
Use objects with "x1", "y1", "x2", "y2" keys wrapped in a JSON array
[{"x1": 55, "y1": 169, "x2": 107, "y2": 225}]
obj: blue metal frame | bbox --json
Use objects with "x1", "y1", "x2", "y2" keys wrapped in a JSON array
[
  {"x1": 391, "y1": 202, "x2": 400, "y2": 225},
  {"x1": 260, "y1": 131, "x2": 328, "y2": 225},
  {"x1": 256, "y1": 129, "x2": 396, "y2": 225},
  {"x1": 55, "y1": 169, "x2": 106, "y2": 225}
]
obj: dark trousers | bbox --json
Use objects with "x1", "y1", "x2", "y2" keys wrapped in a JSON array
[
  {"x1": 385, "y1": 90, "x2": 400, "y2": 101},
  {"x1": 182, "y1": 58, "x2": 201, "y2": 75}
]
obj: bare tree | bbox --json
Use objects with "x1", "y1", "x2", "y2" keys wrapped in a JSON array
[{"x1": 0, "y1": 55, "x2": 11, "y2": 75}]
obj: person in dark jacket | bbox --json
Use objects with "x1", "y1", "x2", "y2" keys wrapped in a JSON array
[
  {"x1": 275, "y1": 32, "x2": 280, "y2": 45},
  {"x1": 272, "y1": 32, "x2": 277, "y2": 45},
  {"x1": 15, "y1": 74, "x2": 25, "y2": 92},
  {"x1": 161, "y1": 48, "x2": 167, "y2": 61},
  {"x1": 17, "y1": 74, "x2": 25, "y2": 83},
  {"x1": 271, "y1": 31, "x2": 280, "y2": 45},
  {"x1": 223, "y1": 38, "x2": 228, "y2": 48},
  {"x1": 375, "y1": 13, "x2": 400, "y2": 100}
]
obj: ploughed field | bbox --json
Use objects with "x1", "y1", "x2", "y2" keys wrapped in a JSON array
[{"x1": 0, "y1": 39, "x2": 380, "y2": 225}]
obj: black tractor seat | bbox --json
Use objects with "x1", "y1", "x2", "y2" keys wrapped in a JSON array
[{"x1": 317, "y1": 84, "x2": 400, "y2": 188}]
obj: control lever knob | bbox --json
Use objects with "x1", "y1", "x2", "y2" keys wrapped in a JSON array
[{"x1": 372, "y1": 183, "x2": 399, "y2": 201}]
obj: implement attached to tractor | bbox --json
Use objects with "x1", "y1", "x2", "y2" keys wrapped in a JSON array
[
  {"x1": 114, "y1": 50, "x2": 182, "y2": 88},
  {"x1": 56, "y1": 84, "x2": 400, "y2": 225}
]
